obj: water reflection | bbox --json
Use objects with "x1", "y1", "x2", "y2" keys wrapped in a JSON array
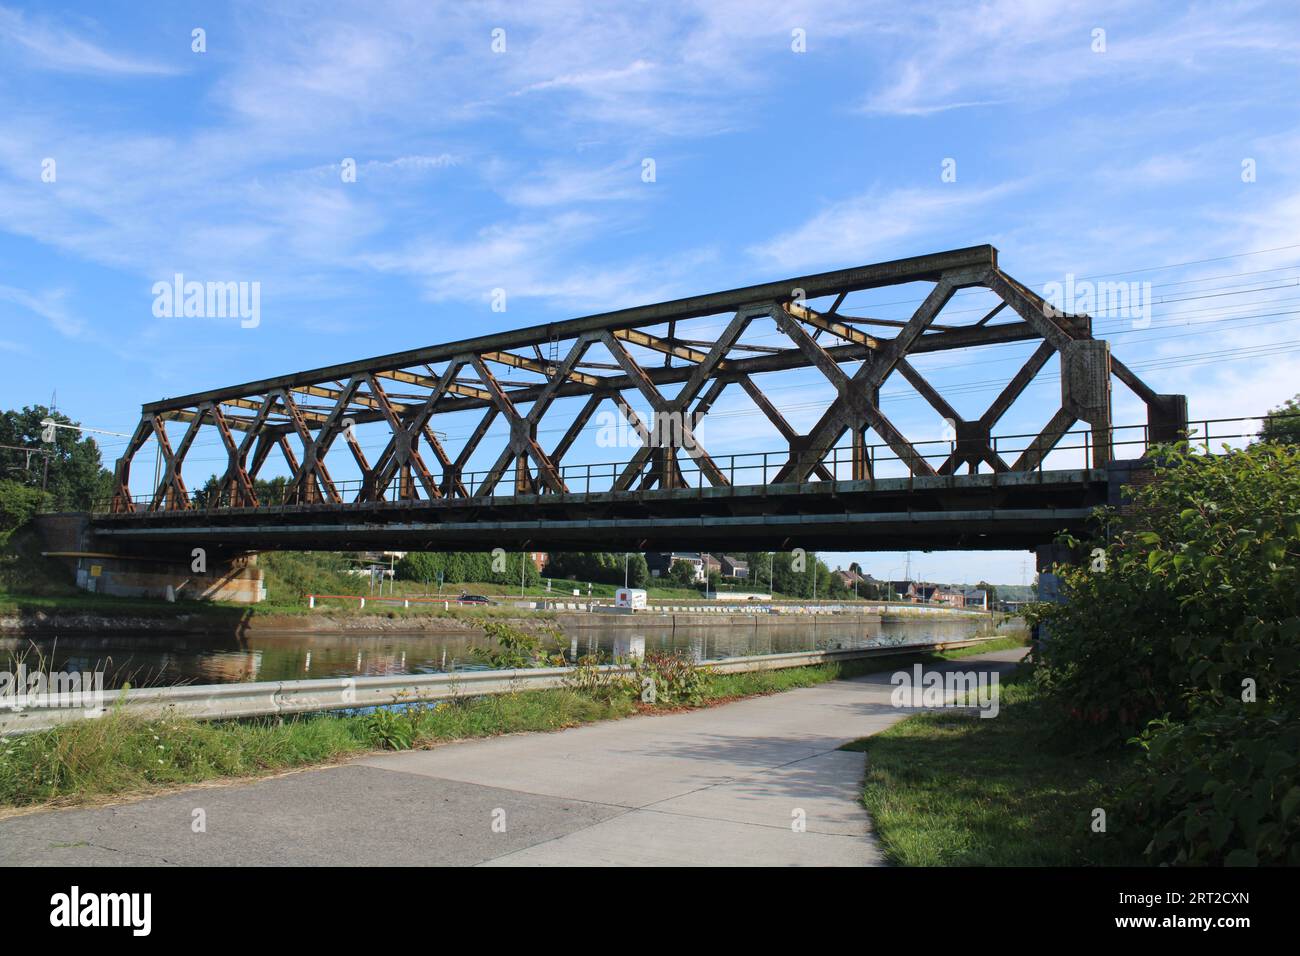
[{"x1": 2, "y1": 615, "x2": 991, "y2": 690}]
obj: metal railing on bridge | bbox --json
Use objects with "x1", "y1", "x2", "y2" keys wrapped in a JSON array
[{"x1": 95, "y1": 415, "x2": 1267, "y2": 515}]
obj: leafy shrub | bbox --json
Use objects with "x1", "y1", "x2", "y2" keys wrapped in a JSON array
[
  {"x1": 563, "y1": 653, "x2": 636, "y2": 703},
  {"x1": 1027, "y1": 439, "x2": 1300, "y2": 865},
  {"x1": 363, "y1": 708, "x2": 414, "y2": 750},
  {"x1": 0, "y1": 479, "x2": 48, "y2": 542},
  {"x1": 1126, "y1": 704, "x2": 1300, "y2": 865},
  {"x1": 633, "y1": 651, "x2": 707, "y2": 706},
  {"x1": 258, "y1": 551, "x2": 364, "y2": 603},
  {"x1": 471, "y1": 621, "x2": 565, "y2": 669},
  {"x1": 1028, "y1": 440, "x2": 1300, "y2": 743}
]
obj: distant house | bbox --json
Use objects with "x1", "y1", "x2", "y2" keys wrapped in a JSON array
[
  {"x1": 646, "y1": 552, "x2": 705, "y2": 582},
  {"x1": 888, "y1": 582, "x2": 965, "y2": 606},
  {"x1": 720, "y1": 555, "x2": 748, "y2": 579},
  {"x1": 915, "y1": 584, "x2": 965, "y2": 607},
  {"x1": 887, "y1": 580, "x2": 919, "y2": 602},
  {"x1": 701, "y1": 554, "x2": 722, "y2": 576},
  {"x1": 528, "y1": 552, "x2": 548, "y2": 573},
  {"x1": 960, "y1": 588, "x2": 988, "y2": 610},
  {"x1": 834, "y1": 568, "x2": 865, "y2": 589}
]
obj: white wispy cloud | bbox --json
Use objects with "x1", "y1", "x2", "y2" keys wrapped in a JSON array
[
  {"x1": 0, "y1": 282, "x2": 84, "y2": 337},
  {"x1": 749, "y1": 183, "x2": 1017, "y2": 273},
  {"x1": 861, "y1": 0, "x2": 1300, "y2": 116},
  {"x1": 0, "y1": 6, "x2": 179, "y2": 76},
  {"x1": 364, "y1": 211, "x2": 717, "y2": 312},
  {"x1": 495, "y1": 157, "x2": 650, "y2": 208}
]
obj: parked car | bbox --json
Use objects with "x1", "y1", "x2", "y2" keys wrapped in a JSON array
[{"x1": 457, "y1": 593, "x2": 492, "y2": 605}]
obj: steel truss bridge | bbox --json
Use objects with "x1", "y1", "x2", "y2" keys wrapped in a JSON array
[{"x1": 96, "y1": 245, "x2": 1188, "y2": 553}]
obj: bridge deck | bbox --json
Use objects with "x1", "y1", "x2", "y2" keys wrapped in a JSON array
[{"x1": 91, "y1": 467, "x2": 1109, "y2": 552}]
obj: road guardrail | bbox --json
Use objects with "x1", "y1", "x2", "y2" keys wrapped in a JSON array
[{"x1": 0, "y1": 636, "x2": 1006, "y2": 735}]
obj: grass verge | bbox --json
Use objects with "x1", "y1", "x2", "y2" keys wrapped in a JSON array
[
  {"x1": 0, "y1": 637, "x2": 1022, "y2": 812},
  {"x1": 851, "y1": 666, "x2": 1142, "y2": 866}
]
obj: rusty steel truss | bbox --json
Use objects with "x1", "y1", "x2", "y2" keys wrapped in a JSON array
[{"x1": 109, "y1": 245, "x2": 1187, "y2": 515}]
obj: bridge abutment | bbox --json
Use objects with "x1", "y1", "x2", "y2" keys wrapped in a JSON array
[
  {"x1": 32, "y1": 513, "x2": 265, "y2": 604},
  {"x1": 1034, "y1": 541, "x2": 1085, "y2": 605}
]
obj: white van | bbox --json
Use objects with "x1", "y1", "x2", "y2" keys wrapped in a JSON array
[{"x1": 614, "y1": 587, "x2": 648, "y2": 610}]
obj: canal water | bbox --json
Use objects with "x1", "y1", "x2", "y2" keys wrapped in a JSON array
[{"x1": 2, "y1": 615, "x2": 994, "y2": 690}]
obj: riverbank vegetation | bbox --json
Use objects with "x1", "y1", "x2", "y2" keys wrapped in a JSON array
[
  {"x1": 858, "y1": 439, "x2": 1300, "y2": 866},
  {"x1": 0, "y1": 635, "x2": 1023, "y2": 811}
]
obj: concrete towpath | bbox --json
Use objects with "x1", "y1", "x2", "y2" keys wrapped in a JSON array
[{"x1": 0, "y1": 649, "x2": 1026, "y2": 867}]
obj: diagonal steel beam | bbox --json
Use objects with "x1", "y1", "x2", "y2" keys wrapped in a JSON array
[
  {"x1": 367, "y1": 362, "x2": 464, "y2": 501},
  {"x1": 1012, "y1": 407, "x2": 1078, "y2": 472},
  {"x1": 148, "y1": 413, "x2": 195, "y2": 511},
  {"x1": 773, "y1": 303, "x2": 938, "y2": 480},
  {"x1": 366, "y1": 374, "x2": 441, "y2": 501},
  {"x1": 737, "y1": 374, "x2": 835, "y2": 482},
  {"x1": 209, "y1": 404, "x2": 261, "y2": 508},
  {"x1": 469, "y1": 355, "x2": 569, "y2": 496},
  {"x1": 279, "y1": 384, "x2": 354, "y2": 504}
]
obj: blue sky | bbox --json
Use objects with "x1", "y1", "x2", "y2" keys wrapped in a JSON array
[{"x1": 2, "y1": 1, "x2": 1299, "y2": 586}]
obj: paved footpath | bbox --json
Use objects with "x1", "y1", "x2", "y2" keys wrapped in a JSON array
[{"x1": 0, "y1": 649, "x2": 1025, "y2": 867}]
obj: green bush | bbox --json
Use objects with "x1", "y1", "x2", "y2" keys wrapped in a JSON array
[
  {"x1": 258, "y1": 551, "x2": 364, "y2": 602},
  {"x1": 1028, "y1": 441, "x2": 1300, "y2": 743},
  {"x1": 363, "y1": 708, "x2": 415, "y2": 750},
  {"x1": 0, "y1": 479, "x2": 48, "y2": 542},
  {"x1": 563, "y1": 653, "x2": 637, "y2": 703},
  {"x1": 470, "y1": 621, "x2": 564, "y2": 669},
  {"x1": 1028, "y1": 439, "x2": 1300, "y2": 866},
  {"x1": 633, "y1": 651, "x2": 707, "y2": 706},
  {"x1": 1126, "y1": 704, "x2": 1300, "y2": 865}
]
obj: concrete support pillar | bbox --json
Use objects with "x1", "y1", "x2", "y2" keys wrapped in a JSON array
[
  {"x1": 1034, "y1": 541, "x2": 1087, "y2": 643},
  {"x1": 1035, "y1": 542, "x2": 1077, "y2": 605}
]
